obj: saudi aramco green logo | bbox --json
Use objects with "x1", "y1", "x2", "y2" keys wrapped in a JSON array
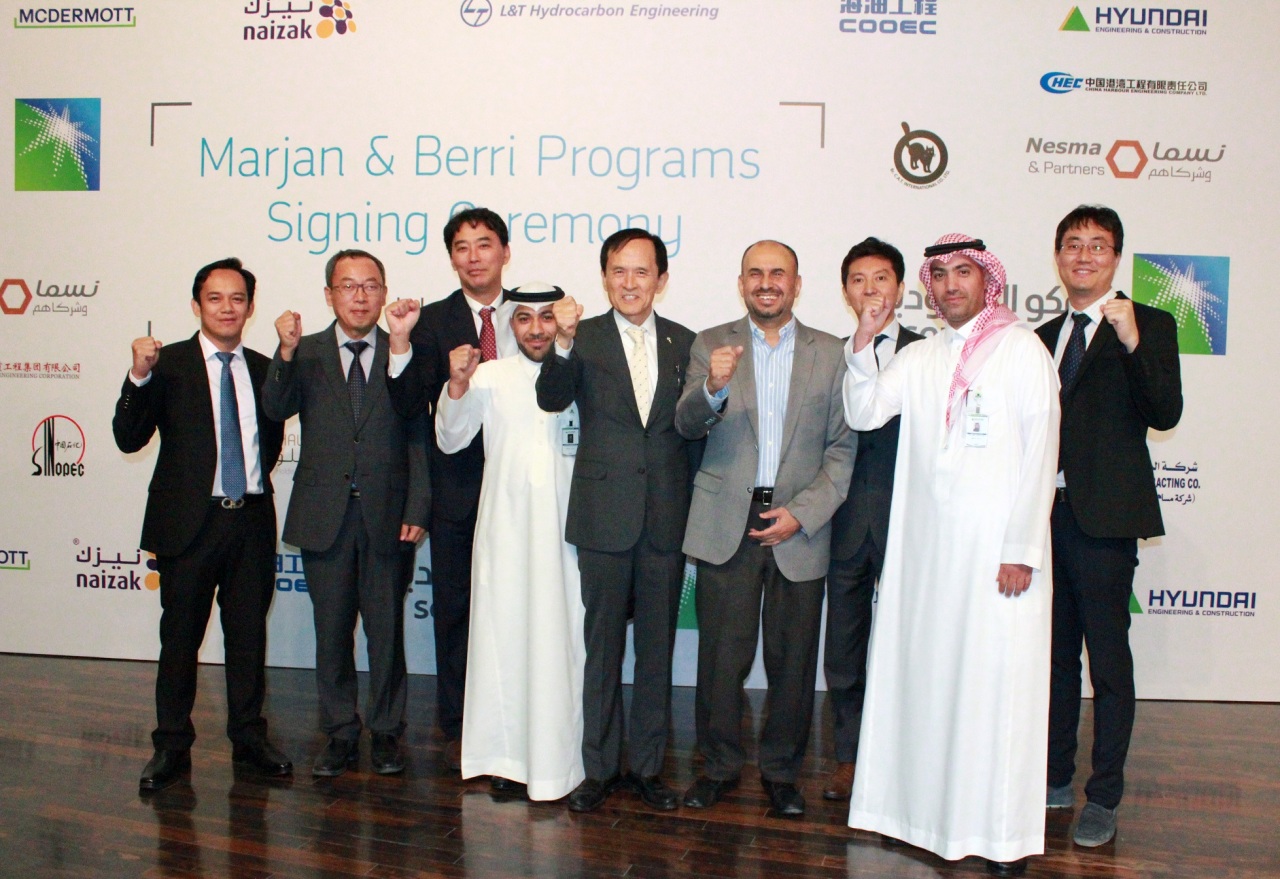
[
  {"x1": 14, "y1": 98, "x2": 101, "y2": 191},
  {"x1": 1132, "y1": 253, "x2": 1229, "y2": 355}
]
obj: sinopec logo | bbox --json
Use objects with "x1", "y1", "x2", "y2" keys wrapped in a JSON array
[{"x1": 31, "y1": 414, "x2": 85, "y2": 477}]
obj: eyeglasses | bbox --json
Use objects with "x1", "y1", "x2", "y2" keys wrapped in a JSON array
[
  {"x1": 1060, "y1": 242, "x2": 1115, "y2": 255},
  {"x1": 330, "y1": 280, "x2": 385, "y2": 296}
]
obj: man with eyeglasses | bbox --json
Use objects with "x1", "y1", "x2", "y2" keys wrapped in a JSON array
[
  {"x1": 264, "y1": 248, "x2": 430, "y2": 778},
  {"x1": 1039, "y1": 205, "x2": 1182, "y2": 847}
]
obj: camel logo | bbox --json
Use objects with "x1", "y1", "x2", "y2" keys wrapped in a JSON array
[
  {"x1": 1132, "y1": 254, "x2": 1229, "y2": 355},
  {"x1": 15, "y1": 99, "x2": 100, "y2": 191},
  {"x1": 892, "y1": 121, "x2": 949, "y2": 188}
]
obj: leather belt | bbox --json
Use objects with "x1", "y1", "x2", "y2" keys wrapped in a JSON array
[{"x1": 213, "y1": 495, "x2": 267, "y2": 510}]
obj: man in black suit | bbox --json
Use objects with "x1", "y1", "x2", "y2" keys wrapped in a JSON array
[
  {"x1": 384, "y1": 207, "x2": 513, "y2": 771},
  {"x1": 264, "y1": 249, "x2": 429, "y2": 778},
  {"x1": 113, "y1": 257, "x2": 291, "y2": 792},
  {"x1": 1038, "y1": 205, "x2": 1182, "y2": 847},
  {"x1": 821, "y1": 238, "x2": 923, "y2": 802},
  {"x1": 535, "y1": 228, "x2": 696, "y2": 812}
]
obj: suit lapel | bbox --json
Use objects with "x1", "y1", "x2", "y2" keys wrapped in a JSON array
[
  {"x1": 778, "y1": 322, "x2": 816, "y2": 460},
  {"x1": 320, "y1": 322, "x2": 353, "y2": 421},
  {"x1": 729, "y1": 318, "x2": 758, "y2": 441},
  {"x1": 354, "y1": 328, "x2": 391, "y2": 433},
  {"x1": 449, "y1": 289, "x2": 480, "y2": 347},
  {"x1": 650, "y1": 315, "x2": 680, "y2": 429},
  {"x1": 599, "y1": 313, "x2": 644, "y2": 425},
  {"x1": 185, "y1": 333, "x2": 217, "y2": 443}
]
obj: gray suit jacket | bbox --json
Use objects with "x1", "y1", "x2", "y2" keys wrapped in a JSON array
[
  {"x1": 262, "y1": 323, "x2": 430, "y2": 555},
  {"x1": 676, "y1": 316, "x2": 856, "y2": 582}
]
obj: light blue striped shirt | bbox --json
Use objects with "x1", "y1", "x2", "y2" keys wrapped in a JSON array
[{"x1": 752, "y1": 319, "x2": 795, "y2": 487}]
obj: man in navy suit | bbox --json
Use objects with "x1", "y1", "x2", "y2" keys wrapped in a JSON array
[
  {"x1": 384, "y1": 208, "x2": 513, "y2": 771},
  {"x1": 113, "y1": 257, "x2": 290, "y2": 792},
  {"x1": 536, "y1": 229, "x2": 697, "y2": 812},
  {"x1": 821, "y1": 238, "x2": 923, "y2": 802},
  {"x1": 264, "y1": 249, "x2": 429, "y2": 778},
  {"x1": 1038, "y1": 205, "x2": 1182, "y2": 847}
]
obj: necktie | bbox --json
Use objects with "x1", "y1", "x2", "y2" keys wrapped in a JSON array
[
  {"x1": 345, "y1": 340, "x2": 369, "y2": 422},
  {"x1": 626, "y1": 326, "x2": 652, "y2": 425},
  {"x1": 873, "y1": 332, "x2": 890, "y2": 369},
  {"x1": 215, "y1": 351, "x2": 246, "y2": 502},
  {"x1": 1058, "y1": 313, "x2": 1091, "y2": 393},
  {"x1": 479, "y1": 306, "x2": 498, "y2": 362}
]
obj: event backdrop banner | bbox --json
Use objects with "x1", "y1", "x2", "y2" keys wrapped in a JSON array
[{"x1": 1, "y1": 2, "x2": 1275, "y2": 700}]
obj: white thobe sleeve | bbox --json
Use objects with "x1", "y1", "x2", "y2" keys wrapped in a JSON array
[
  {"x1": 435, "y1": 381, "x2": 486, "y2": 454},
  {"x1": 842, "y1": 336, "x2": 903, "y2": 431},
  {"x1": 999, "y1": 340, "x2": 1061, "y2": 570}
]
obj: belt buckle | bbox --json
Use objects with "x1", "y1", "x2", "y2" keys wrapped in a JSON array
[{"x1": 220, "y1": 497, "x2": 245, "y2": 510}]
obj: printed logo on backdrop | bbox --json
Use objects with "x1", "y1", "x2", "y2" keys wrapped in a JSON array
[
  {"x1": 1138, "y1": 587, "x2": 1256, "y2": 619},
  {"x1": 1, "y1": 361, "x2": 82, "y2": 380},
  {"x1": 892, "y1": 122, "x2": 948, "y2": 188},
  {"x1": 1059, "y1": 5, "x2": 1207, "y2": 35},
  {"x1": 1025, "y1": 136, "x2": 1223, "y2": 183},
  {"x1": 1132, "y1": 254, "x2": 1228, "y2": 355},
  {"x1": 1039, "y1": 71, "x2": 1207, "y2": 96},
  {"x1": 14, "y1": 99, "x2": 100, "y2": 192},
  {"x1": 73, "y1": 540, "x2": 158, "y2": 591},
  {"x1": 472, "y1": 1, "x2": 721, "y2": 23},
  {"x1": 0, "y1": 549, "x2": 32, "y2": 571},
  {"x1": 0, "y1": 277, "x2": 98, "y2": 318},
  {"x1": 277, "y1": 428, "x2": 301, "y2": 471},
  {"x1": 13, "y1": 6, "x2": 135, "y2": 28},
  {"x1": 896, "y1": 279, "x2": 1067, "y2": 338},
  {"x1": 31, "y1": 415, "x2": 85, "y2": 477},
  {"x1": 1152, "y1": 457, "x2": 1201, "y2": 508},
  {"x1": 839, "y1": 0, "x2": 937, "y2": 35},
  {"x1": 242, "y1": 1, "x2": 356, "y2": 41}
]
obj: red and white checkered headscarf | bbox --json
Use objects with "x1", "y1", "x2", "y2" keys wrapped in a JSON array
[{"x1": 919, "y1": 233, "x2": 1019, "y2": 429}]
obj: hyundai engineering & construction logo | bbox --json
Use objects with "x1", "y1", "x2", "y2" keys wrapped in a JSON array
[
  {"x1": 14, "y1": 99, "x2": 100, "y2": 191},
  {"x1": 1132, "y1": 254, "x2": 1229, "y2": 355}
]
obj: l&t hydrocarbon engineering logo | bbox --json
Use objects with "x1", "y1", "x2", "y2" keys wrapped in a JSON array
[
  {"x1": 839, "y1": 0, "x2": 937, "y2": 35},
  {"x1": 1132, "y1": 254, "x2": 1229, "y2": 355},
  {"x1": 460, "y1": 0, "x2": 493, "y2": 26},
  {"x1": 242, "y1": 1, "x2": 356, "y2": 41},
  {"x1": 1040, "y1": 71, "x2": 1206, "y2": 96},
  {"x1": 1060, "y1": 5, "x2": 1207, "y2": 35},
  {"x1": 14, "y1": 98, "x2": 100, "y2": 192},
  {"x1": 892, "y1": 121, "x2": 948, "y2": 188},
  {"x1": 32, "y1": 415, "x2": 85, "y2": 477}
]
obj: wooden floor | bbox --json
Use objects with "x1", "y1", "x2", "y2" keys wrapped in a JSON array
[{"x1": 1, "y1": 654, "x2": 1277, "y2": 879}]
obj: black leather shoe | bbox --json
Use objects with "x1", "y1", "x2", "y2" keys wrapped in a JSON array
[
  {"x1": 312, "y1": 737, "x2": 359, "y2": 777},
  {"x1": 568, "y1": 775, "x2": 622, "y2": 812},
  {"x1": 628, "y1": 773, "x2": 678, "y2": 811},
  {"x1": 231, "y1": 739, "x2": 293, "y2": 777},
  {"x1": 489, "y1": 776, "x2": 525, "y2": 795},
  {"x1": 761, "y1": 779, "x2": 805, "y2": 817},
  {"x1": 986, "y1": 859, "x2": 1028, "y2": 877},
  {"x1": 370, "y1": 733, "x2": 404, "y2": 775},
  {"x1": 139, "y1": 748, "x2": 190, "y2": 792},
  {"x1": 682, "y1": 775, "x2": 739, "y2": 809}
]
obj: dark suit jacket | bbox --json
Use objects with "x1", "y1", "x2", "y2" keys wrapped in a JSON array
[
  {"x1": 387, "y1": 289, "x2": 507, "y2": 524},
  {"x1": 676, "y1": 317, "x2": 856, "y2": 583},
  {"x1": 263, "y1": 323, "x2": 430, "y2": 555},
  {"x1": 536, "y1": 310, "x2": 697, "y2": 554},
  {"x1": 829, "y1": 327, "x2": 924, "y2": 561},
  {"x1": 1036, "y1": 294, "x2": 1182, "y2": 539},
  {"x1": 112, "y1": 333, "x2": 284, "y2": 558}
]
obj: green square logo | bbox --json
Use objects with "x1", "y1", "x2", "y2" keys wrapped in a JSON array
[
  {"x1": 15, "y1": 98, "x2": 100, "y2": 191},
  {"x1": 1132, "y1": 254, "x2": 1229, "y2": 355}
]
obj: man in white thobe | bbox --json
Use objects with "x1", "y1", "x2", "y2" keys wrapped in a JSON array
[
  {"x1": 435, "y1": 283, "x2": 586, "y2": 802},
  {"x1": 844, "y1": 235, "x2": 1059, "y2": 877}
]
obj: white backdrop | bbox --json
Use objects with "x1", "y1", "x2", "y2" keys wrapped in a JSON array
[{"x1": 1, "y1": 1, "x2": 1275, "y2": 700}]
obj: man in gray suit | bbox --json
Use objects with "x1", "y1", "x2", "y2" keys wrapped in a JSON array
[
  {"x1": 264, "y1": 249, "x2": 429, "y2": 778},
  {"x1": 676, "y1": 240, "x2": 855, "y2": 817}
]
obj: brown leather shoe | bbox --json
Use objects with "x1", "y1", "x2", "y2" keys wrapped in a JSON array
[
  {"x1": 822, "y1": 762, "x2": 855, "y2": 801},
  {"x1": 444, "y1": 738, "x2": 462, "y2": 772}
]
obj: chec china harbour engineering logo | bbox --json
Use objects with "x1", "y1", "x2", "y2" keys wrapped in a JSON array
[
  {"x1": 31, "y1": 415, "x2": 85, "y2": 477},
  {"x1": 892, "y1": 121, "x2": 948, "y2": 188},
  {"x1": 14, "y1": 98, "x2": 100, "y2": 191},
  {"x1": 1132, "y1": 254, "x2": 1229, "y2": 355},
  {"x1": 1040, "y1": 71, "x2": 1206, "y2": 97}
]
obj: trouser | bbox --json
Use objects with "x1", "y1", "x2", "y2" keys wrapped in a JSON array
[{"x1": 822, "y1": 539, "x2": 883, "y2": 764}]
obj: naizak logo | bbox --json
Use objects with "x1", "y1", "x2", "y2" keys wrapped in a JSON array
[
  {"x1": 14, "y1": 98, "x2": 100, "y2": 191},
  {"x1": 1132, "y1": 254, "x2": 1229, "y2": 355}
]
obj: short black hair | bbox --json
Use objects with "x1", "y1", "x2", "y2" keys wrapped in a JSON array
[
  {"x1": 192, "y1": 257, "x2": 256, "y2": 303},
  {"x1": 443, "y1": 207, "x2": 509, "y2": 251},
  {"x1": 599, "y1": 228, "x2": 668, "y2": 276},
  {"x1": 1055, "y1": 205, "x2": 1124, "y2": 255},
  {"x1": 324, "y1": 249, "x2": 386, "y2": 288},
  {"x1": 840, "y1": 237, "x2": 905, "y2": 286},
  {"x1": 740, "y1": 239, "x2": 799, "y2": 273}
]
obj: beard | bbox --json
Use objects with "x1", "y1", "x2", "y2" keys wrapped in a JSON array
[{"x1": 517, "y1": 335, "x2": 552, "y2": 362}]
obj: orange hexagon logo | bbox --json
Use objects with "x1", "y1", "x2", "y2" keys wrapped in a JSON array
[
  {"x1": 1107, "y1": 140, "x2": 1148, "y2": 179},
  {"x1": 0, "y1": 278, "x2": 33, "y2": 314}
]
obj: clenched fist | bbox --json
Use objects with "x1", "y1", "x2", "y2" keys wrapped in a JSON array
[
  {"x1": 130, "y1": 336, "x2": 162, "y2": 380},
  {"x1": 447, "y1": 344, "x2": 481, "y2": 399},
  {"x1": 706, "y1": 345, "x2": 744, "y2": 394},
  {"x1": 552, "y1": 295, "x2": 584, "y2": 345},
  {"x1": 385, "y1": 299, "x2": 421, "y2": 354},
  {"x1": 853, "y1": 293, "x2": 890, "y2": 353},
  {"x1": 1101, "y1": 296, "x2": 1139, "y2": 352},
  {"x1": 275, "y1": 310, "x2": 303, "y2": 361}
]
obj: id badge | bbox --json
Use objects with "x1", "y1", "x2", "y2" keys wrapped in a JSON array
[
  {"x1": 558, "y1": 402, "x2": 580, "y2": 456},
  {"x1": 964, "y1": 390, "x2": 989, "y2": 448}
]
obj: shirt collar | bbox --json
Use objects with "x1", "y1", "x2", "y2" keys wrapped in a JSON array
[
  {"x1": 1072, "y1": 289, "x2": 1117, "y2": 324},
  {"x1": 464, "y1": 291, "x2": 509, "y2": 317},
  {"x1": 198, "y1": 330, "x2": 245, "y2": 362},
  {"x1": 944, "y1": 312, "x2": 981, "y2": 346},
  {"x1": 749, "y1": 316, "x2": 796, "y2": 344},
  {"x1": 613, "y1": 309, "x2": 657, "y2": 338},
  {"x1": 335, "y1": 323, "x2": 377, "y2": 352}
]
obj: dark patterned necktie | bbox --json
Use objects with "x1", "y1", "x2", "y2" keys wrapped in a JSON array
[
  {"x1": 1058, "y1": 313, "x2": 1091, "y2": 393},
  {"x1": 345, "y1": 340, "x2": 369, "y2": 422},
  {"x1": 873, "y1": 333, "x2": 890, "y2": 369},
  {"x1": 215, "y1": 351, "x2": 246, "y2": 501},
  {"x1": 479, "y1": 306, "x2": 498, "y2": 362}
]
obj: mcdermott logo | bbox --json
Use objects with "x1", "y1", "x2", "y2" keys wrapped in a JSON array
[
  {"x1": 1132, "y1": 254, "x2": 1229, "y2": 355},
  {"x1": 14, "y1": 7, "x2": 135, "y2": 28},
  {"x1": 461, "y1": 0, "x2": 493, "y2": 27},
  {"x1": 0, "y1": 549, "x2": 31, "y2": 571},
  {"x1": 14, "y1": 98, "x2": 100, "y2": 191},
  {"x1": 31, "y1": 414, "x2": 85, "y2": 477},
  {"x1": 1, "y1": 279, "x2": 33, "y2": 314},
  {"x1": 892, "y1": 121, "x2": 948, "y2": 188}
]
